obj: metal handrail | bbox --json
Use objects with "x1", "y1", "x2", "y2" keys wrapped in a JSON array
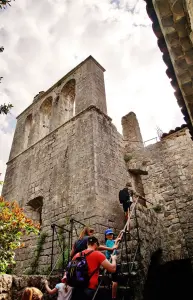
[{"x1": 92, "y1": 196, "x2": 140, "y2": 300}]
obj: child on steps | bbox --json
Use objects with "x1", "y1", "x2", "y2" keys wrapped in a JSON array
[
  {"x1": 105, "y1": 229, "x2": 122, "y2": 300},
  {"x1": 44, "y1": 272, "x2": 72, "y2": 300}
]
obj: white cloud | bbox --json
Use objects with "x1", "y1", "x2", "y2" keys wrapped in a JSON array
[{"x1": 0, "y1": 0, "x2": 184, "y2": 191}]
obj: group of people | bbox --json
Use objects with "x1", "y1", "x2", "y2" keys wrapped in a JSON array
[{"x1": 21, "y1": 183, "x2": 134, "y2": 300}]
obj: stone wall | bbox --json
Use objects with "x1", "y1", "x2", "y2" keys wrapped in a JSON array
[
  {"x1": 2, "y1": 56, "x2": 132, "y2": 274},
  {"x1": 133, "y1": 204, "x2": 167, "y2": 273},
  {"x1": 0, "y1": 275, "x2": 12, "y2": 300},
  {"x1": 152, "y1": 0, "x2": 193, "y2": 128},
  {"x1": 0, "y1": 205, "x2": 166, "y2": 300},
  {"x1": 0, "y1": 274, "x2": 61, "y2": 300},
  {"x1": 91, "y1": 111, "x2": 130, "y2": 233},
  {"x1": 127, "y1": 128, "x2": 193, "y2": 262},
  {"x1": 7, "y1": 56, "x2": 107, "y2": 161},
  {"x1": 122, "y1": 112, "x2": 143, "y2": 153},
  {"x1": 186, "y1": 0, "x2": 193, "y2": 33},
  {"x1": 2, "y1": 105, "x2": 130, "y2": 274}
]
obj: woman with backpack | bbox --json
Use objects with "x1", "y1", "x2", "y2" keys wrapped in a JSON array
[
  {"x1": 21, "y1": 287, "x2": 43, "y2": 300},
  {"x1": 70, "y1": 226, "x2": 118, "y2": 258}
]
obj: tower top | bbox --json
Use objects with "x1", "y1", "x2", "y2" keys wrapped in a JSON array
[{"x1": 17, "y1": 55, "x2": 106, "y2": 119}]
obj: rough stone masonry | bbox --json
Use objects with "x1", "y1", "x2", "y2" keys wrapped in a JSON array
[
  {"x1": 2, "y1": 56, "x2": 131, "y2": 274},
  {"x1": 2, "y1": 56, "x2": 193, "y2": 285}
]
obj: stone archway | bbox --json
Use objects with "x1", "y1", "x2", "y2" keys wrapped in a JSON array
[
  {"x1": 24, "y1": 113, "x2": 33, "y2": 149},
  {"x1": 54, "y1": 79, "x2": 76, "y2": 126},
  {"x1": 39, "y1": 96, "x2": 52, "y2": 138}
]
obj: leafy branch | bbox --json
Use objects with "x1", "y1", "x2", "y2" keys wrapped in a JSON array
[
  {"x1": 0, "y1": 0, "x2": 14, "y2": 9},
  {"x1": 0, "y1": 103, "x2": 13, "y2": 114}
]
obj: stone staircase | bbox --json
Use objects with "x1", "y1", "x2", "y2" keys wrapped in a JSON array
[
  {"x1": 93, "y1": 205, "x2": 152, "y2": 300},
  {"x1": 94, "y1": 230, "x2": 141, "y2": 300},
  {"x1": 94, "y1": 260, "x2": 140, "y2": 300}
]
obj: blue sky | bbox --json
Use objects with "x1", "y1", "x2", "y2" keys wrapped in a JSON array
[{"x1": 0, "y1": 0, "x2": 184, "y2": 190}]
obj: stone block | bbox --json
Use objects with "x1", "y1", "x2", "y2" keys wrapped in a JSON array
[
  {"x1": 180, "y1": 36, "x2": 193, "y2": 51},
  {"x1": 156, "y1": 1, "x2": 172, "y2": 17},
  {"x1": 171, "y1": 0, "x2": 184, "y2": 16},
  {"x1": 182, "y1": 81, "x2": 193, "y2": 95},
  {"x1": 0, "y1": 275, "x2": 12, "y2": 293},
  {"x1": 0, "y1": 293, "x2": 11, "y2": 300}
]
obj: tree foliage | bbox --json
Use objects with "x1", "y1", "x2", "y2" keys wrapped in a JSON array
[
  {"x1": 0, "y1": 2, "x2": 14, "y2": 114},
  {"x1": 0, "y1": 103, "x2": 13, "y2": 114},
  {"x1": 0, "y1": 0, "x2": 14, "y2": 9},
  {"x1": 0, "y1": 196, "x2": 40, "y2": 273}
]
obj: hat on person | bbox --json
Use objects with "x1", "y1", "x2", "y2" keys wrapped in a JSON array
[
  {"x1": 105, "y1": 229, "x2": 114, "y2": 235},
  {"x1": 88, "y1": 236, "x2": 99, "y2": 246}
]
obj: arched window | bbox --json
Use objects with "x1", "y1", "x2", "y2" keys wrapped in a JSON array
[
  {"x1": 58, "y1": 79, "x2": 76, "y2": 124},
  {"x1": 39, "y1": 97, "x2": 52, "y2": 138},
  {"x1": 24, "y1": 114, "x2": 33, "y2": 149},
  {"x1": 26, "y1": 196, "x2": 43, "y2": 226}
]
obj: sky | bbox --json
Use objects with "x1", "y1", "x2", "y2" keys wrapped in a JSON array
[{"x1": 0, "y1": 0, "x2": 184, "y2": 189}]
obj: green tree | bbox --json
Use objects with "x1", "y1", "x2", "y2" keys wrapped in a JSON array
[
  {"x1": 0, "y1": 0, "x2": 14, "y2": 9},
  {"x1": 0, "y1": 2, "x2": 15, "y2": 114},
  {"x1": 0, "y1": 196, "x2": 40, "y2": 273},
  {"x1": 0, "y1": 103, "x2": 13, "y2": 114}
]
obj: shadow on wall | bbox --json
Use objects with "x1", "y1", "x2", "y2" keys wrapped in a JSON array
[{"x1": 143, "y1": 249, "x2": 193, "y2": 300}]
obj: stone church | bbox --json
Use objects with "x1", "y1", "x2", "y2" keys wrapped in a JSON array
[
  {"x1": 2, "y1": 0, "x2": 193, "y2": 299},
  {"x1": 2, "y1": 55, "x2": 193, "y2": 297}
]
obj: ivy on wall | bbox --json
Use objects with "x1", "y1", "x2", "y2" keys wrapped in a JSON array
[{"x1": 28, "y1": 232, "x2": 48, "y2": 275}]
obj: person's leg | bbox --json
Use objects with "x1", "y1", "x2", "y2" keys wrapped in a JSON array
[
  {"x1": 84, "y1": 288, "x2": 95, "y2": 300},
  {"x1": 127, "y1": 205, "x2": 131, "y2": 231},
  {"x1": 123, "y1": 203, "x2": 130, "y2": 231},
  {"x1": 123, "y1": 204, "x2": 128, "y2": 220},
  {"x1": 112, "y1": 281, "x2": 118, "y2": 299},
  {"x1": 112, "y1": 270, "x2": 118, "y2": 299}
]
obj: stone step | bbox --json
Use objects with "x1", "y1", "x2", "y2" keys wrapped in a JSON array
[
  {"x1": 95, "y1": 284, "x2": 132, "y2": 300},
  {"x1": 117, "y1": 251, "x2": 140, "y2": 263},
  {"x1": 117, "y1": 261, "x2": 139, "y2": 273}
]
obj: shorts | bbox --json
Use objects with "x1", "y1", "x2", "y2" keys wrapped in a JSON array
[
  {"x1": 112, "y1": 269, "x2": 118, "y2": 282},
  {"x1": 123, "y1": 202, "x2": 131, "y2": 213}
]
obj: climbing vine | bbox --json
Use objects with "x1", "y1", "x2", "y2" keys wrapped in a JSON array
[
  {"x1": 29, "y1": 232, "x2": 48, "y2": 274},
  {"x1": 56, "y1": 227, "x2": 69, "y2": 269}
]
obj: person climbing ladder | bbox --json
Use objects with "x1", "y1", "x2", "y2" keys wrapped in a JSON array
[{"x1": 119, "y1": 182, "x2": 134, "y2": 229}]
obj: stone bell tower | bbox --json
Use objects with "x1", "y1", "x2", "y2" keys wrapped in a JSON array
[{"x1": 2, "y1": 56, "x2": 129, "y2": 273}]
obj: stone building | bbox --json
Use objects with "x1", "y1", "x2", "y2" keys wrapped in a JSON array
[
  {"x1": 123, "y1": 113, "x2": 193, "y2": 263},
  {"x1": 2, "y1": 55, "x2": 193, "y2": 299},
  {"x1": 144, "y1": 0, "x2": 193, "y2": 140},
  {"x1": 2, "y1": 56, "x2": 131, "y2": 274}
]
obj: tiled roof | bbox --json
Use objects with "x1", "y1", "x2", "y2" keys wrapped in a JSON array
[
  {"x1": 161, "y1": 124, "x2": 187, "y2": 139},
  {"x1": 143, "y1": 0, "x2": 193, "y2": 140}
]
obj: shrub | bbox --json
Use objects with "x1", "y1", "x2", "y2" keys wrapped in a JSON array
[{"x1": 0, "y1": 196, "x2": 39, "y2": 273}]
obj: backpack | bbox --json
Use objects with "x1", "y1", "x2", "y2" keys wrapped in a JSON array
[
  {"x1": 119, "y1": 188, "x2": 130, "y2": 204},
  {"x1": 66, "y1": 250, "x2": 98, "y2": 288}
]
